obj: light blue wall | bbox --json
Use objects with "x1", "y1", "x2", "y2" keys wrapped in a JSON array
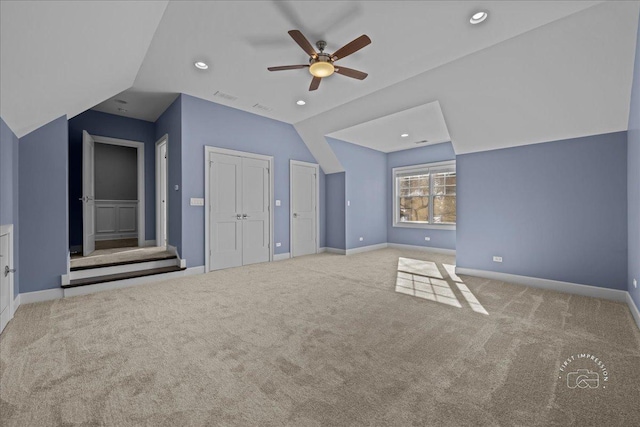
[
  {"x1": 387, "y1": 142, "x2": 457, "y2": 250},
  {"x1": 68, "y1": 110, "x2": 156, "y2": 249},
  {"x1": 325, "y1": 172, "x2": 346, "y2": 250},
  {"x1": 180, "y1": 94, "x2": 321, "y2": 266},
  {"x1": 18, "y1": 116, "x2": 69, "y2": 293},
  {"x1": 155, "y1": 96, "x2": 183, "y2": 255},
  {"x1": 628, "y1": 11, "x2": 640, "y2": 311},
  {"x1": 456, "y1": 132, "x2": 628, "y2": 290},
  {"x1": 1, "y1": 117, "x2": 20, "y2": 296},
  {"x1": 326, "y1": 138, "x2": 387, "y2": 249}
]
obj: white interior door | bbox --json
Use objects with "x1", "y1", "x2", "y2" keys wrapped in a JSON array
[
  {"x1": 0, "y1": 230, "x2": 13, "y2": 333},
  {"x1": 159, "y1": 142, "x2": 167, "y2": 247},
  {"x1": 241, "y1": 157, "x2": 270, "y2": 265},
  {"x1": 82, "y1": 131, "x2": 96, "y2": 256},
  {"x1": 291, "y1": 162, "x2": 317, "y2": 257},
  {"x1": 210, "y1": 153, "x2": 243, "y2": 270}
]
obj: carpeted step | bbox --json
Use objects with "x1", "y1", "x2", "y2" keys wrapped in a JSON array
[
  {"x1": 64, "y1": 265, "x2": 186, "y2": 288},
  {"x1": 70, "y1": 254, "x2": 177, "y2": 271}
]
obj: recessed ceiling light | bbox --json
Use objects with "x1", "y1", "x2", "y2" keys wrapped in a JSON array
[
  {"x1": 114, "y1": 99, "x2": 127, "y2": 105},
  {"x1": 470, "y1": 11, "x2": 488, "y2": 24},
  {"x1": 194, "y1": 61, "x2": 209, "y2": 70},
  {"x1": 296, "y1": 100, "x2": 306, "y2": 106},
  {"x1": 401, "y1": 133, "x2": 409, "y2": 138}
]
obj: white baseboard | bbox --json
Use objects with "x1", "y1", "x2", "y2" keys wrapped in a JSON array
[
  {"x1": 144, "y1": 240, "x2": 157, "y2": 247},
  {"x1": 455, "y1": 267, "x2": 628, "y2": 303},
  {"x1": 20, "y1": 288, "x2": 64, "y2": 304},
  {"x1": 324, "y1": 247, "x2": 346, "y2": 255},
  {"x1": 346, "y1": 243, "x2": 388, "y2": 255},
  {"x1": 13, "y1": 294, "x2": 20, "y2": 315},
  {"x1": 274, "y1": 253, "x2": 290, "y2": 261},
  {"x1": 63, "y1": 266, "x2": 205, "y2": 298},
  {"x1": 318, "y1": 247, "x2": 327, "y2": 253},
  {"x1": 627, "y1": 293, "x2": 640, "y2": 330},
  {"x1": 387, "y1": 243, "x2": 456, "y2": 256}
]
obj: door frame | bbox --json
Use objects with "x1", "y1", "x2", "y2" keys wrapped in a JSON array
[
  {"x1": 0, "y1": 224, "x2": 15, "y2": 333},
  {"x1": 289, "y1": 160, "x2": 320, "y2": 258},
  {"x1": 89, "y1": 134, "x2": 145, "y2": 248},
  {"x1": 155, "y1": 135, "x2": 168, "y2": 247},
  {"x1": 204, "y1": 146, "x2": 274, "y2": 273}
]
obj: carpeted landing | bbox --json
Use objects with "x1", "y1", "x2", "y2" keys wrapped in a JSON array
[{"x1": 1, "y1": 248, "x2": 639, "y2": 426}]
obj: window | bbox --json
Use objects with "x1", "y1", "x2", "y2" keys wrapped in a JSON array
[{"x1": 393, "y1": 161, "x2": 456, "y2": 229}]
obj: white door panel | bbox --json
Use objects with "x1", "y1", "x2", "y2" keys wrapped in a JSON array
[
  {"x1": 291, "y1": 163, "x2": 317, "y2": 257},
  {"x1": 208, "y1": 151, "x2": 271, "y2": 271},
  {"x1": 0, "y1": 234, "x2": 9, "y2": 316},
  {"x1": 210, "y1": 153, "x2": 243, "y2": 270},
  {"x1": 82, "y1": 131, "x2": 96, "y2": 256},
  {"x1": 242, "y1": 157, "x2": 270, "y2": 266}
]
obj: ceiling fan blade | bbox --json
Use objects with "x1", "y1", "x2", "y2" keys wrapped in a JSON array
[
  {"x1": 288, "y1": 30, "x2": 317, "y2": 58},
  {"x1": 331, "y1": 34, "x2": 371, "y2": 60},
  {"x1": 335, "y1": 66, "x2": 368, "y2": 80},
  {"x1": 309, "y1": 76, "x2": 321, "y2": 91},
  {"x1": 268, "y1": 65, "x2": 309, "y2": 71}
]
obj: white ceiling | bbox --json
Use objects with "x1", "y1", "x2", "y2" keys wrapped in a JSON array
[
  {"x1": 0, "y1": 1, "x2": 168, "y2": 137},
  {"x1": 130, "y1": 1, "x2": 603, "y2": 124},
  {"x1": 327, "y1": 101, "x2": 451, "y2": 153},
  {"x1": 1, "y1": 1, "x2": 638, "y2": 174}
]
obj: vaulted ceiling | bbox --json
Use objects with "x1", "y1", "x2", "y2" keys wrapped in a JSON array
[{"x1": 1, "y1": 1, "x2": 638, "y2": 172}]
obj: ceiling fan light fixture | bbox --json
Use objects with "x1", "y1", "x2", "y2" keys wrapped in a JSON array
[
  {"x1": 470, "y1": 11, "x2": 488, "y2": 24},
  {"x1": 309, "y1": 61, "x2": 335, "y2": 78}
]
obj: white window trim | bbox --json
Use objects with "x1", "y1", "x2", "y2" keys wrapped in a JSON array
[{"x1": 392, "y1": 160, "x2": 456, "y2": 230}]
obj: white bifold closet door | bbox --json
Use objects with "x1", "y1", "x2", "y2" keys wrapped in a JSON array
[{"x1": 209, "y1": 152, "x2": 270, "y2": 270}]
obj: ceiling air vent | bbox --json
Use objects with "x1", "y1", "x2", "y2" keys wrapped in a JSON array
[
  {"x1": 414, "y1": 140, "x2": 429, "y2": 145},
  {"x1": 213, "y1": 91, "x2": 238, "y2": 101},
  {"x1": 253, "y1": 103, "x2": 273, "y2": 112}
]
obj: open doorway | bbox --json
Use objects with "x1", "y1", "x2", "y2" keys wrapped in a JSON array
[{"x1": 79, "y1": 131, "x2": 145, "y2": 257}]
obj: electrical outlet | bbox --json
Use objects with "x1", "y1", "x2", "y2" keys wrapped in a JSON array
[
  {"x1": 634, "y1": 278, "x2": 638, "y2": 289},
  {"x1": 359, "y1": 237, "x2": 364, "y2": 241},
  {"x1": 425, "y1": 237, "x2": 431, "y2": 241},
  {"x1": 275, "y1": 200, "x2": 281, "y2": 206},
  {"x1": 275, "y1": 242, "x2": 281, "y2": 247},
  {"x1": 493, "y1": 256, "x2": 503, "y2": 263},
  {"x1": 347, "y1": 200, "x2": 351, "y2": 206}
]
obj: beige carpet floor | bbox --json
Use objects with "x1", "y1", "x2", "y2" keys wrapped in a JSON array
[
  {"x1": 70, "y1": 246, "x2": 174, "y2": 269},
  {"x1": 1, "y1": 248, "x2": 639, "y2": 426}
]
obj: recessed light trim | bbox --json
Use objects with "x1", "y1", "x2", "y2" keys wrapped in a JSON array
[
  {"x1": 401, "y1": 133, "x2": 409, "y2": 138},
  {"x1": 296, "y1": 100, "x2": 306, "y2": 106},
  {"x1": 470, "y1": 11, "x2": 488, "y2": 24},
  {"x1": 194, "y1": 61, "x2": 209, "y2": 70}
]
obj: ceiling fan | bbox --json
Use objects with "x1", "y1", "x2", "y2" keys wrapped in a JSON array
[{"x1": 268, "y1": 30, "x2": 371, "y2": 91}]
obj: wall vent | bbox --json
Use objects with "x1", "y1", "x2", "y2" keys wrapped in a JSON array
[
  {"x1": 213, "y1": 91, "x2": 238, "y2": 101},
  {"x1": 253, "y1": 103, "x2": 273, "y2": 112},
  {"x1": 414, "y1": 140, "x2": 429, "y2": 145}
]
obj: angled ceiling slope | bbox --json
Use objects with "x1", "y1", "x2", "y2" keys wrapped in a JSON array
[
  {"x1": 0, "y1": 1, "x2": 168, "y2": 137},
  {"x1": 328, "y1": 102, "x2": 451, "y2": 153},
  {"x1": 297, "y1": 0, "x2": 640, "y2": 162},
  {"x1": 131, "y1": 1, "x2": 601, "y2": 126}
]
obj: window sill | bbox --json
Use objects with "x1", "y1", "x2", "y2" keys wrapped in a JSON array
[{"x1": 393, "y1": 222, "x2": 456, "y2": 231}]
